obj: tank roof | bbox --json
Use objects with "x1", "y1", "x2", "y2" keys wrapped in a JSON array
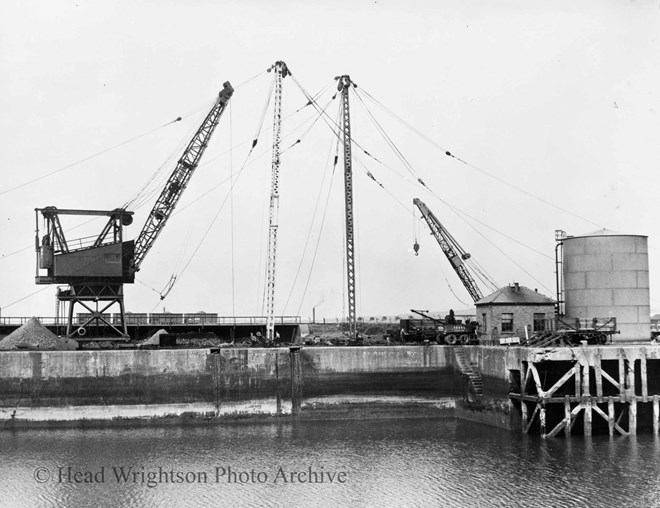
[{"x1": 566, "y1": 228, "x2": 647, "y2": 239}]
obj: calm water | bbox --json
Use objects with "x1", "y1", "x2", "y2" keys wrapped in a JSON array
[{"x1": 1, "y1": 418, "x2": 659, "y2": 508}]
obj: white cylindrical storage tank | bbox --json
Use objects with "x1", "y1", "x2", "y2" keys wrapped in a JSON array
[{"x1": 562, "y1": 230, "x2": 649, "y2": 342}]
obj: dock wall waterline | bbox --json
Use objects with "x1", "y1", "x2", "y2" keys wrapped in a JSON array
[{"x1": 0, "y1": 345, "x2": 527, "y2": 429}]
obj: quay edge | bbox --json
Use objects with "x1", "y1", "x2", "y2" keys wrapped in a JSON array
[{"x1": 1, "y1": 344, "x2": 658, "y2": 435}]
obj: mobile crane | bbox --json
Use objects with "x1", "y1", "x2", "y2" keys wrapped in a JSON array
[
  {"x1": 395, "y1": 198, "x2": 487, "y2": 345},
  {"x1": 35, "y1": 82, "x2": 234, "y2": 340}
]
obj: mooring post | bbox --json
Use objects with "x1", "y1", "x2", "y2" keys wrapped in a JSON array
[
  {"x1": 618, "y1": 349, "x2": 626, "y2": 402},
  {"x1": 540, "y1": 403, "x2": 546, "y2": 438},
  {"x1": 608, "y1": 396, "x2": 615, "y2": 436},
  {"x1": 289, "y1": 345, "x2": 303, "y2": 415},
  {"x1": 653, "y1": 395, "x2": 659, "y2": 435},
  {"x1": 564, "y1": 395, "x2": 571, "y2": 437},
  {"x1": 629, "y1": 396, "x2": 637, "y2": 436},
  {"x1": 582, "y1": 363, "x2": 590, "y2": 397},
  {"x1": 627, "y1": 357, "x2": 635, "y2": 397},
  {"x1": 584, "y1": 398, "x2": 592, "y2": 437},
  {"x1": 520, "y1": 360, "x2": 527, "y2": 432},
  {"x1": 581, "y1": 360, "x2": 592, "y2": 437},
  {"x1": 595, "y1": 349, "x2": 603, "y2": 403},
  {"x1": 521, "y1": 401, "x2": 528, "y2": 433},
  {"x1": 275, "y1": 350, "x2": 282, "y2": 416},
  {"x1": 641, "y1": 349, "x2": 648, "y2": 403}
]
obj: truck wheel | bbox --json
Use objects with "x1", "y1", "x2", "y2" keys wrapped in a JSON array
[
  {"x1": 445, "y1": 334, "x2": 458, "y2": 345},
  {"x1": 459, "y1": 334, "x2": 469, "y2": 345}
]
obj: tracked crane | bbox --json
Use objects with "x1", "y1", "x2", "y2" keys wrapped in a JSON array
[
  {"x1": 413, "y1": 198, "x2": 484, "y2": 303},
  {"x1": 35, "y1": 82, "x2": 234, "y2": 340}
]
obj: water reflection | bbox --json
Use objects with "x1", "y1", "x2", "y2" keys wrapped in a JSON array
[{"x1": 1, "y1": 418, "x2": 658, "y2": 507}]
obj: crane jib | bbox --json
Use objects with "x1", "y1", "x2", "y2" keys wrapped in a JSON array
[
  {"x1": 413, "y1": 198, "x2": 484, "y2": 303},
  {"x1": 131, "y1": 81, "x2": 234, "y2": 272}
]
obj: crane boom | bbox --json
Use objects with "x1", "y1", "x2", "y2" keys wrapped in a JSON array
[
  {"x1": 413, "y1": 198, "x2": 484, "y2": 303},
  {"x1": 132, "y1": 81, "x2": 234, "y2": 271}
]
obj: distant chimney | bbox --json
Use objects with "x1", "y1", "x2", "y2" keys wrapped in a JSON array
[{"x1": 514, "y1": 282, "x2": 520, "y2": 292}]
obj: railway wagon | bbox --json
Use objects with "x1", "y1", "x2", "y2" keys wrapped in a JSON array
[
  {"x1": 76, "y1": 313, "x2": 111, "y2": 326},
  {"x1": 183, "y1": 313, "x2": 218, "y2": 324},
  {"x1": 111, "y1": 313, "x2": 148, "y2": 325},
  {"x1": 149, "y1": 313, "x2": 184, "y2": 325}
]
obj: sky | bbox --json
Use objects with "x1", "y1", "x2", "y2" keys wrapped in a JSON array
[{"x1": 1, "y1": 0, "x2": 659, "y2": 322}]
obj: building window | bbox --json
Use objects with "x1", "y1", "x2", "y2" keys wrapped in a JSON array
[
  {"x1": 501, "y1": 313, "x2": 513, "y2": 332},
  {"x1": 482, "y1": 313, "x2": 487, "y2": 330},
  {"x1": 533, "y1": 313, "x2": 546, "y2": 332}
]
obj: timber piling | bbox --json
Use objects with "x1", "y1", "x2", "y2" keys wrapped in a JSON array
[{"x1": 509, "y1": 344, "x2": 660, "y2": 437}]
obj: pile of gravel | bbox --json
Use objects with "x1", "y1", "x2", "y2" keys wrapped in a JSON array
[
  {"x1": 0, "y1": 317, "x2": 61, "y2": 350},
  {"x1": 140, "y1": 328, "x2": 168, "y2": 346}
]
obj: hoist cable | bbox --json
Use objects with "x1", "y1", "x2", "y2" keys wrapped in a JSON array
[
  {"x1": 124, "y1": 107, "x2": 210, "y2": 209},
  {"x1": 160, "y1": 141, "x2": 256, "y2": 300},
  {"x1": 252, "y1": 75, "x2": 275, "y2": 150},
  {"x1": 359, "y1": 86, "x2": 604, "y2": 229},
  {"x1": 229, "y1": 102, "x2": 236, "y2": 316},
  {"x1": 158, "y1": 75, "x2": 283, "y2": 301},
  {"x1": 170, "y1": 99, "x2": 331, "y2": 218},
  {"x1": 282, "y1": 108, "x2": 342, "y2": 314},
  {"x1": 1, "y1": 117, "x2": 183, "y2": 197},
  {"x1": 294, "y1": 140, "x2": 340, "y2": 316},
  {"x1": 353, "y1": 88, "x2": 418, "y2": 179},
  {"x1": 344, "y1": 102, "x2": 554, "y2": 264}
]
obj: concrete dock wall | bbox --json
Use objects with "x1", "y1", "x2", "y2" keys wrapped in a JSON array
[{"x1": 0, "y1": 346, "x2": 516, "y2": 429}]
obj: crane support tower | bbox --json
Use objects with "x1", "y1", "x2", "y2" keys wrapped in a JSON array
[
  {"x1": 265, "y1": 61, "x2": 289, "y2": 342},
  {"x1": 413, "y1": 198, "x2": 484, "y2": 303},
  {"x1": 336, "y1": 75, "x2": 357, "y2": 338},
  {"x1": 35, "y1": 81, "x2": 234, "y2": 340}
]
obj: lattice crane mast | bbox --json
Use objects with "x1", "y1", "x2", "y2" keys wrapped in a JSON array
[
  {"x1": 132, "y1": 81, "x2": 234, "y2": 271},
  {"x1": 34, "y1": 82, "x2": 234, "y2": 339},
  {"x1": 336, "y1": 75, "x2": 357, "y2": 338},
  {"x1": 265, "y1": 62, "x2": 289, "y2": 342},
  {"x1": 413, "y1": 198, "x2": 484, "y2": 303}
]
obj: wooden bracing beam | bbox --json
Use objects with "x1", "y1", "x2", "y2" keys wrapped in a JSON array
[
  {"x1": 542, "y1": 366, "x2": 576, "y2": 399},
  {"x1": 512, "y1": 347, "x2": 660, "y2": 437},
  {"x1": 523, "y1": 403, "x2": 540, "y2": 434},
  {"x1": 545, "y1": 402, "x2": 584, "y2": 438},
  {"x1": 593, "y1": 403, "x2": 628, "y2": 436}
]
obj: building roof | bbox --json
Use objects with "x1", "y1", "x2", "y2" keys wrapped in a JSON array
[{"x1": 476, "y1": 283, "x2": 555, "y2": 306}]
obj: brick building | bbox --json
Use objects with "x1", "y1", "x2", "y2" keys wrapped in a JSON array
[{"x1": 476, "y1": 283, "x2": 555, "y2": 344}]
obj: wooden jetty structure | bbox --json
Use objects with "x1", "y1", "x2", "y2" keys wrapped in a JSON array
[{"x1": 509, "y1": 344, "x2": 660, "y2": 437}]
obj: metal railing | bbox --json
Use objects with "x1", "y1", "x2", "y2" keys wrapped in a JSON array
[{"x1": 0, "y1": 315, "x2": 303, "y2": 327}]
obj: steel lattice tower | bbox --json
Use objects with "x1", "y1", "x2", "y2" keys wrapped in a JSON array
[
  {"x1": 265, "y1": 61, "x2": 288, "y2": 341},
  {"x1": 337, "y1": 75, "x2": 357, "y2": 338}
]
